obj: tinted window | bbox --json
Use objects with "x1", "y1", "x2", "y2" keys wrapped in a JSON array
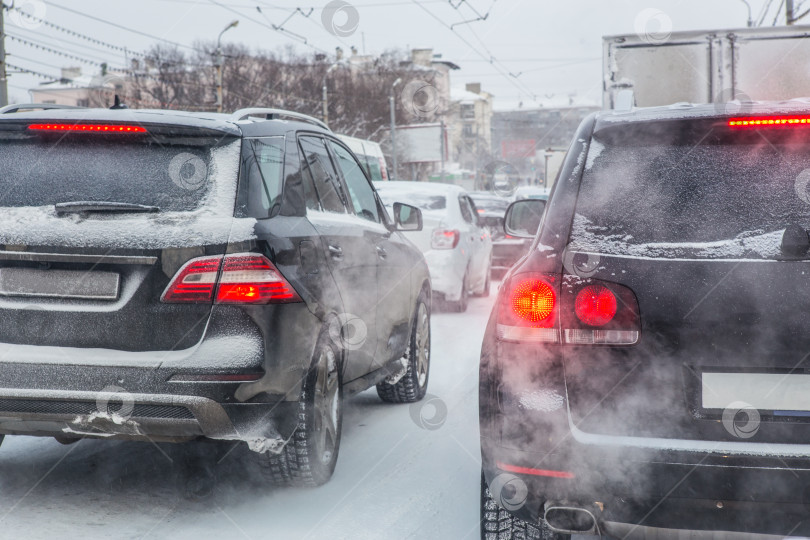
[
  {"x1": 299, "y1": 136, "x2": 345, "y2": 213},
  {"x1": 469, "y1": 195, "x2": 509, "y2": 213},
  {"x1": 0, "y1": 136, "x2": 228, "y2": 211},
  {"x1": 378, "y1": 192, "x2": 446, "y2": 210},
  {"x1": 459, "y1": 196, "x2": 474, "y2": 224},
  {"x1": 244, "y1": 137, "x2": 284, "y2": 211},
  {"x1": 572, "y1": 127, "x2": 810, "y2": 259},
  {"x1": 329, "y1": 142, "x2": 379, "y2": 223}
]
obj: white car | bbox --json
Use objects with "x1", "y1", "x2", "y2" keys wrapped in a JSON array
[{"x1": 376, "y1": 181, "x2": 493, "y2": 312}]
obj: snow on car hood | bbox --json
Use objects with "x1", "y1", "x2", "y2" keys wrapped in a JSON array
[
  {"x1": 569, "y1": 214, "x2": 784, "y2": 260},
  {"x1": 0, "y1": 141, "x2": 256, "y2": 249}
]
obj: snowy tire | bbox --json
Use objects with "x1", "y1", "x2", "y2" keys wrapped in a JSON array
[
  {"x1": 477, "y1": 261, "x2": 491, "y2": 297},
  {"x1": 451, "y1": 274, "x2": 469, "y2": 312},
  {"x1": 480, "y1": 470, "x2": 568, "y2": 540},
  {"x1": 263, "y1": 336, "x2": 343, "y2": 487},
  {"x1": 377, "y1": 295, "x2": 430, "y2": 403}
]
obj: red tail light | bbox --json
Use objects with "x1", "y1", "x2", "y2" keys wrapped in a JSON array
[
  {"x1": 28, "y1": 123, "x2": 147, "y2": 133},
  {"x1": 162, "y1": 253, "x2": 301, "y2": 304},
  {"x1": 431, "y1": 229, "x2": 460, "y2": 249},
  {"x1": 379, "y1": 158, "x2": 389, "y2": 180},
  {"x1": 216, "y1": 254, "x2": 300, "y2": 304},
  {"x1": 497, "y1": 273, "x2": 639, "y2": 345},
  {"x1": 511, "y1": 278, "x2": 556, "y2": 326},
  {"x1": 574, "y1": 285, "x2": 617, "y2": 327},
  {"x1": 728, "y1": 116, "x2": 810, "y2": 129},
  {"x1": 160, "y1": 256, "x2": 221, "y2": 303}
]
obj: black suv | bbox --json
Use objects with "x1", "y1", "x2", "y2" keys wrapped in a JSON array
[
  {"x1": 0, "y1": 104, "x2": 431, "y2": 487},
  {"x1": 480, "y1": 103, "x2": 810, "y2": 536}
]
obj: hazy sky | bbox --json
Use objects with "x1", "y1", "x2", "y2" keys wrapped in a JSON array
[{"x1": 2, "y1": 0, "x2": 781, "y2": 109}]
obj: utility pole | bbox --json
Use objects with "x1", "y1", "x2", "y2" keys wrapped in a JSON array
[
  {"x1": 787, "y1": 0, "x2": 795, "y2": 25},
  {"x1": 215, "y1": 20, "x2": 238, "y2": 114},
  {"x1": 389, "y1": 78, "x2": 401, "y2": 181},
  {"x1": 322, "y1": 62, "x2": 339, "y2": 126},
  {"x1": 0, "y1": 5, "x2": 8, "y2": 107},
  {"x1": 439, "y1": 120, "x2": 445, "y2": 184}
]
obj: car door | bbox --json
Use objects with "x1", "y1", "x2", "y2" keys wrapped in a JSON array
[
  {"x1": 457, "y1": 194, "x2": 482, "y2": 286},
  {"x1": 297, "y1": 134, "x2": 379, "y2": 382},
  {"x1": 238, "y1": 133, "x2": 345, "y2": 335},
  {"x1": 464, "y1": 195, "x2": 492, "y2": 284},
  {"x1": 326, "y1": 139, "x2": 412, "y2": 367}
]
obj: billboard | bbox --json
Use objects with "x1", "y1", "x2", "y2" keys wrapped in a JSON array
[
  {"x1": 501, "y1": 139, "x2": 536, "y2": 159},
  {"x1": 398, "y1": 123, "x2": 445, "y2": 163}
]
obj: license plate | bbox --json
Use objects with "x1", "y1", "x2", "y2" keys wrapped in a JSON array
[
  {"x1": 0, "y1": 268, "x2": 120, "y2": 300},
  {"x1": 702, "y1": 372, "x2": 810, "y2": 412}
]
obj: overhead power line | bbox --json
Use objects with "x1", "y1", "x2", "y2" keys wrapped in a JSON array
[
  {"x1": 5, "y1": 4, "x2": 146, "y2": 56},
  {"x1": 409, "y1": 0, "x2": 539, "y2": 103},
  {"x1": 45, "y1": 1, "x2": 195, "y2": 53}
]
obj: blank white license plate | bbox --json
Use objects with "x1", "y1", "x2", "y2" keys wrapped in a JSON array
[
  {"x1": 702, "y1": 372, "x2": 810, "y2": 412},
  {"x1": 0, "y1": 268, "x2": 120, "y2": 300}
]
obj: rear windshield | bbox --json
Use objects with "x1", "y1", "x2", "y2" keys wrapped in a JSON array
[
  {"x1": 0, "y1": 136, "x2": 229, "y2": 211},
  {"x1": 470, "y1": 196, "x2": 509, "y2": 213},
  {"x1": 378, "y1": 191, "x2": 446, "y2": 210},
  {"x1": 571, "y1": 122, "x2": 810, "y2": 260}
]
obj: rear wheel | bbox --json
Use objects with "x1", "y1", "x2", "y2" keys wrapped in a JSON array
[
  {"x1": 263, "y1": 337, "x2": 342, "y2": 487},
  {"x1": 377, "y1": 296, "x2": 430, "y2": 403},
  {"x1": 477, "y1": 260, "x2": 492, "y2": 297},
  {"x1": 480, "y1": 470, "x2": 568, "y2": 540},
  {"x1": 451, "y1": 274, "x2": 469, "y2": 312}
]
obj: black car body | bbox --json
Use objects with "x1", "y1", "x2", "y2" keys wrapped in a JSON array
[
  {"x1": 480, "y1": 102, "x2": 810, "y2": 537},
  {"x1": 0, "y1": 105, "x2": 431, "y2": 486}
]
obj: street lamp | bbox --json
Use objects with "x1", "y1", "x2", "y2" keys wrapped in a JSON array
[
  {"x1": 215, "y1": 19, "x2": 239, "y2": 113},
  {"x1": 389, "y1": 77, "x2": 402, "y2": 180},
  {"x1": 322, "y1": 62, "x2": 339, "y2": 126},
  {"x1": 738, "y1": 0, "x2": 754, "y2": 27}
]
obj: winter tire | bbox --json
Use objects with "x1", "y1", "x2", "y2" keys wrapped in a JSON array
[
  {"x1": 264, "y1": 335, "x2": 343, "y2": 487},
  {"x1": 377, "y1": 295, "x2": 430, "y2": 403},
  {"x1": 480, "y1": 470, "x2": 569, "y2": 540}
]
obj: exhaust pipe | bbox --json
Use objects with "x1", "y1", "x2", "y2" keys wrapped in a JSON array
[{"x1": 543, "y1": 503, "x2": 598, "y2": 534}]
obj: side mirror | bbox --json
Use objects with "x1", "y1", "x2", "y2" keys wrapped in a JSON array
[
  {"x1": 504, "y1": 199, "x2": 546, "y2": 239},
  {"x1": 393, "y1": 202, "x2": 423, "y2": 231}
]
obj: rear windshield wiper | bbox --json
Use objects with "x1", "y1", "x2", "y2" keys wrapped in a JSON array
[{"x1": 55, "y1": 201, "x2": 160, "y2": 215}]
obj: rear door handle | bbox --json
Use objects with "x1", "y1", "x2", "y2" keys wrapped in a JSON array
[
  {"x1": 376, "y1": 246, "x2": 388, "y2": 259},
  {"x1": 328, "y1": 245, "x2": 343, "y2": 259}
]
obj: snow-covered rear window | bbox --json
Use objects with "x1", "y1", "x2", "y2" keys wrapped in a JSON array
[
  {"x1": 571, "y1": 123, "x2": 810, "y2": 259},
  {"x1": 0, "y1": 135, "x2": 233, "y2": 211}
]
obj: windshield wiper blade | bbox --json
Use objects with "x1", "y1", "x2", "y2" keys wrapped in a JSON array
[{"x1": 55, "y1": 201, "x2": 160, "y2": 215}]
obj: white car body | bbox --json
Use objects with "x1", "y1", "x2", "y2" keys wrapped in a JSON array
[{"x1": 376, "y1": 182, "x2": 493, "y2": 307}]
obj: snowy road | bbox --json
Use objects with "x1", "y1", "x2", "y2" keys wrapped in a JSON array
[{"x1": 0, "y1": 290, "x2": 496, "y2": 539}]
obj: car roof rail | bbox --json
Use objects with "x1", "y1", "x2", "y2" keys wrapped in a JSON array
[
  {"x1": 0, "y1": 103, "x2": 85, "y2": 114},
  {"x1": 230, "y1": 108, "x2": 330, "y2": 131}
]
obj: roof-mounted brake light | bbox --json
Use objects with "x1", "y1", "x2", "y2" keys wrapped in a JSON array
[
  {"x1": 28, "y1": 123, "x2": 147, "y2": 133},
  {"x1": 728, "y1": 116, "x2": 810, "y2": 129}
]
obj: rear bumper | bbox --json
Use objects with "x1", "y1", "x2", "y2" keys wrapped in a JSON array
[
  {"x1": 0, "y1": 387, "x2": 297, "y2": 451},
  {"x1": 480, "y1": 334, "x2": 810, "y2": 535},
  {"x1": 482, "y1": 438, "x2": 810, "y2": 536},
  {"x1": 0, "y1": 312, "x2": 318, "y2": 450},
  {"x1": 424, "y1": 249, "x2": 465, "y2": 301}
]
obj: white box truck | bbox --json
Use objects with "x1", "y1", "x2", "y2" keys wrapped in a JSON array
[{"x1": 603, "y1": 25, "x2": 810, "y2": 109}]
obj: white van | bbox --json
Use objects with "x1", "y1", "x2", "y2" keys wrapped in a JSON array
[{"x1": 336, "y1": 134, "x2": 389, "y2": 182}]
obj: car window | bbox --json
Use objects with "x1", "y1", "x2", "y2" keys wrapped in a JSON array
[
  {"x1": 0, "y1": 134, "x2": 231, "y2": 211},
  {"x1": 245, "y1": 137, "x2": 285, "y2": 212},
  {"x1": 299, "y1": 136, "x2": 346, "y2": 213},
  {"x1": 328, "y1": 141, "x2": 380, "y2": 223},
  {"x1": 459, "y1": 196, "x2": 475, "y2": 224},
  {"x1": 378, "y1": 192, "x2": 446, "y2": 211}
]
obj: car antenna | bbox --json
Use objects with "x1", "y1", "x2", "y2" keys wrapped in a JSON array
[{"x1": 110, "y1": 95, "x2": 129, "y2": 110}]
